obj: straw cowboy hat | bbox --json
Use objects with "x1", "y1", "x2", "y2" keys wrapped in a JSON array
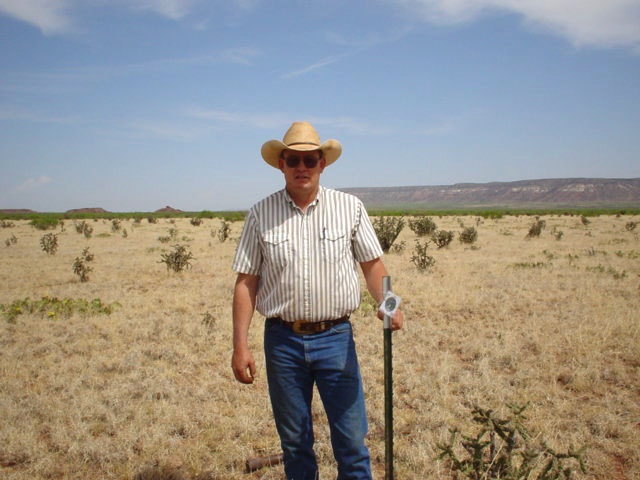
[{"x1": 261, "y1": 121, "x2": 342, "y2": 169}]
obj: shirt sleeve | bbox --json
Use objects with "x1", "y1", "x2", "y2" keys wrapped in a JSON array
[
  {"x1": 352, "y1": 200, "x2": 384, "y2": 263},
  {"x1": 232, "y1": 210, "x2": 262, "y2": 275}
]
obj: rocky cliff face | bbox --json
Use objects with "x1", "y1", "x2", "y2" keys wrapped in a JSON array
[{"x1": 340, "y1": 178, "x2": 640, "y2": 206}]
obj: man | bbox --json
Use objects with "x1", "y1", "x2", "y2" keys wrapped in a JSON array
[{"x1": 231, "y1": 121, "x2": 403, "y2": 480}]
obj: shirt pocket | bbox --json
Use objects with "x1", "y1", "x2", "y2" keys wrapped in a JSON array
[
  {"x1": 262, "y1": 232, "x2": 290, "y2": 269},
  {"x1": 321, "y1": 229, "x2": 348, "y2": 264}
]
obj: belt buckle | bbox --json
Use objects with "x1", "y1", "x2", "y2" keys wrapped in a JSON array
[{"x1": 291, "y1": 321, "x2": 320, "y2": 335}]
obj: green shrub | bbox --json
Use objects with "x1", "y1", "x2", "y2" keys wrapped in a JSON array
[
  {"x1": 408, "y1": 216, "x2": 437, "y2": 237},
  {"x1": 580, "y1": 215, "x2": 590, "y2": 226},
  {"x1": 30, "y1": 217, "x2": 59, "y2": 230},
  {"x1": 159, "y1": 244, "x2": 194, "y2": 273},
  {"x1": 73, "y1": 220, "x2": 93, "y2": 238},
  {"x1": 625, "y1": 221, "x2": 637, "y2": 231},
  {"x1": 1, "y1": 296, "x2": 119, "y2": 323},
  {"x1": 358, "y1": 291, "x2": 378, "y2": 315},
  {"x1": 202, "y1": 312, "x2": 216, "y2": 330},
  {"x1": 1, "y1": 220, "x2": 15, "y2": 228},
  {"x1": 526, "y1": 219, "x2": 546, "y2": 238},
  {"x1": 147, "y1": 216, "x2": 158, "y2": 224},
  {"x1": 411, "y1": 240, "x2": 435, "y2": 272},
  {"x1": 459, "y1": 226, "x2": 478, "y2": 244},
  {"x1": 513, "y1": 261, "x2": 547, "y2": 269},
  {"x1": 436, "y1": 403, "x2": 587, "y2": 480},
  {"x1": 190, "y1": 217, "x2": 203, "y2": 227},
  {"x1": 40, "y1": 233, "x2": 59, "y2": 255},
  {"x1": 372, "y1": 216, "x2": 405, "y2": 253},
  {"x1": 5, "y1": 234, "x2": 17, "y2": 247},
  {"x1": 111, "y1": 219, "x2": 122, "y2": 232},
  {"x1": 551, "y1": 226, "x2": 564, "y2": 241},
  {"x1": 390, "y1": 240, "x2": 406, "y2": 254},
  {"x1": 432, "y1": 229, "x2": 454, "y2": 248},
  {"x1": 217, "y1": 220, "x2": 231, "y2": 243},
  {"x1": 73, "y1": 247, "x2": 95, "y2": 282}
]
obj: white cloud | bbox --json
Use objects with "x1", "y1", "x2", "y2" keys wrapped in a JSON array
[
  {"x1": 385, "y1": 0, "x2": 640, "y2": 49},
  {"x1": 0, "y1": 49, "x2": 259, "y2": 95},
  {"x1": 126, "y1": 0, "x2": 200, "y2": 20},
  {"x1": 188, "y1": 109, "x2": 390, "y2": 135},
  {"x1": 0, "y1": 0, "x2": 72, "y2": 34},
  {"x1": 220, "y1": 47, "x2": 260, "y2": 65},
  {"x1": 233, "y1": 0, "x2": 259, "y2": 10},
  {"x1": 280, "y1": 55, "x2": 347, "y2": 79},
  {"x1": 188, "y1": 109, "x2": 290, "y2": 129},
  {"x1": 0, "y1": 107, "x2": 77, "y2": 123},
  {"x1": 0, "y1": 0, "x2": 241, "y2": 33},
  {"x1": 129, "y1": 120, "x2": 208, "y2": 141},
  {"x1": 306, "y1": 116, "x2": 390, "y2": 135},
  {"x1": 324, "y1": 25, "x2": 413, "y2": 48},
  {"x1": 16, "y1": 176, "x2": 52, "y2": 192}
]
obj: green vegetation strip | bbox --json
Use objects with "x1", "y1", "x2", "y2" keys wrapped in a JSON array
[
  {"x1": 1, "y1": 296, "x2": 120, "y2": 323},
  {"x1": 367, "y1": 207, "x2": 640, "y2": 218},
  {"x1": 3, "y1": 207, "x2": 640, "y2": 223},
  {"x1": 3, "y1": 210, "x2": 247, "y2": 222}
]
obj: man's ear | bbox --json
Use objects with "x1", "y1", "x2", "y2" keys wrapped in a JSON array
[
  {"x1": 319, "y1": 157, "x2": 327, "y2": 173},
  {"x1": 278, "y1": 156, "x2": 285, "y2": 172}
]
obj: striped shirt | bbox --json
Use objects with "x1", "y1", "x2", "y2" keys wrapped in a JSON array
[{"x1": 232, "y1": 185, "x2": 383, "y2": 322}]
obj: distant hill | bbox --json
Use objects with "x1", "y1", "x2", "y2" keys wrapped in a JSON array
[
  {"x1": 155, "y1": 205, "x2": 183, "y2": 213},
  {"x1": 0, "y1": 209, "x2": 37, "y2": 214},
  {"x1": 339, "y1": 178, "x2": 640, "y2": 209},
  {"x1": 66, "y1": 208, "x2": 109, "y2": 214}
]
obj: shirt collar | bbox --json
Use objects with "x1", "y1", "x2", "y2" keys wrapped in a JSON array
[{"x1": 282, "y1": 185, "x2": 324, "y2": 210}]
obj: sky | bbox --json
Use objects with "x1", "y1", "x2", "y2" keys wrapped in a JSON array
[{"x1": 1, "y1": 0, "x2": 639, "y2": 212}]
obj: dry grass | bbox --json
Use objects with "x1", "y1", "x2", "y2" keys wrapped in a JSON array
[{"x1": 0, "y1": 215, "x2": 638, "y2": 479}]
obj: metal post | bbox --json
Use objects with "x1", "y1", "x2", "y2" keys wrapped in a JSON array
[{"x1": 383, "y1": 276, "x2": 393, "y2": 480}]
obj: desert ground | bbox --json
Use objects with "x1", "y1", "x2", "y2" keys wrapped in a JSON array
[{"x1": 0, "y1": 214, "x2": 638, "y2": 479}]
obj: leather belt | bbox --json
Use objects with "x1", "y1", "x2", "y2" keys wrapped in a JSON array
[{"x1": 267, "y1": 316, "x2": 350, "y2": 335}]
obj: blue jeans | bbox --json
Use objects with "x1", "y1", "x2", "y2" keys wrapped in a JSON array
[{"x1": 264, "y1": 319, "x2": 372, "y2": 480}]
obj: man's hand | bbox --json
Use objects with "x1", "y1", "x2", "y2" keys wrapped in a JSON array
[
  {"x1": 360, "y1": 257, "x2": 404, "y2": 331},
  {"x1": 232, "y1": 347, "x2": 256, "y2": 384},
  {"x1": 377, "y1": 308, "x2": 404, "y2": 331},
  {"x1": 231, "y1": 273, "x2": 259, "y2": 384}
]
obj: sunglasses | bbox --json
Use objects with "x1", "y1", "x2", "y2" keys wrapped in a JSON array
[{"x1": 283, "y1": 153, "x2": 321, "y2": 169}]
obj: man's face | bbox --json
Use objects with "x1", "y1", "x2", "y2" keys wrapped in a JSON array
[{"x1": 279, "y1": 149, "x2": 326, "y2": 193}]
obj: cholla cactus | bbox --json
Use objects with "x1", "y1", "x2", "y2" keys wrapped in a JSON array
[
  {"x1": 217, "y1": 220, "x2": 231, "y2": 243},
  {"x1": 408, "y1": 216, "x2": 437, "y2": 237},
  {"x1": 459, "y1": 226, "x2": 478, "y2": 244},
  {"x1": 159, "y1": 244, "x2": 194, "y2": 273},
  {"x1": 436, "y1": 403, "x2": 587, "y2": 480},
  {"x1": 432, "y1": 230, "x2": 454, "y2": 248},
  {"x1": 411, "y1": 240, "x2": 435, "y2": 272},
  {"x1": 372, "y1": 216, "x2": 405, "y2": 253},
  {"x1": 40, "y1": 233, "x2": 59, "y2": 255},
  {"x1": 527, "y1": 219, "x2": 546, "y2": 238},
  {"x1": 5, "y1": 234, "x2": 17, "y2": 247},
  {"x1": 73, "y1": 247, "x2": 95, "y2": 282}
]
